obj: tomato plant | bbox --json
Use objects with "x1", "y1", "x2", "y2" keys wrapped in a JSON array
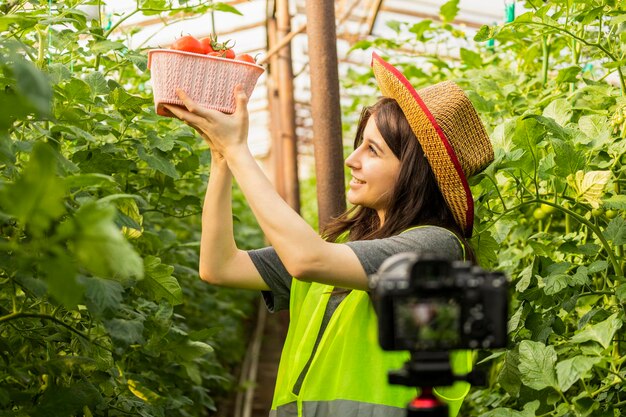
[{"x1": 0, "y1": 1, "x2": 259, "y2": 416}]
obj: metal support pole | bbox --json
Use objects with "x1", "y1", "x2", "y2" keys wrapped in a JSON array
[{"x1": 305, "y1": 0, "x2": 346, "y2": 230}]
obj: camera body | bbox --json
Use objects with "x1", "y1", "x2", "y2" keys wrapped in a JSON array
[{"x1": 370, "y1": 252, "x2": 508, "y2": 352}]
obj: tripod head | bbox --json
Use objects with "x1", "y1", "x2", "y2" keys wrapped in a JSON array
[{"x1": 388, "y1": 352, "x2": 486, "y2": 417}]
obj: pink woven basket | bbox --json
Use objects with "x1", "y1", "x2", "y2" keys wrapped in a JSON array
[{"x1": 147, "y1": 49, "x2": 265, "y2": 117}]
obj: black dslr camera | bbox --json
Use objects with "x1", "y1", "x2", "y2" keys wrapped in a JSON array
[
  {"x1": 370, "y1": 252, "x2": 508, "y2": 351},
  {"x1": 369, "y1": 252, "x2": 508, "y2": 417}
]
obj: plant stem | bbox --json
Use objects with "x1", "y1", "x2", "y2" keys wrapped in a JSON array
[
  {"x1": 36, "y1": 26, "x2": 46, "y2": 69},
  {"x1": 536, "y1": 199, "x2": 622, "y2": 277},
  {"x1": 542, "y1": 35, "x2": 550, "y2": 86},
  {"x1": 510, "y1": 21, "x2": 626, "y2": 94},
  {"x1": 0, "y1": 312, "x2": 112, "y2": 351}
]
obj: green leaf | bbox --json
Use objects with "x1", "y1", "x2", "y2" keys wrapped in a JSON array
[
  {"x1": 104, "y1": 318, "x2": 144, "y2": 345},
  {"x1": 148, "y1": 130, "x2": 175, "y2": 152},
  {"x1": 81, "y1": 276, "x2": 124, "y2": 316},
  {"x1": 439, "y1": 0, "x2": 460, "y2": 24},
  {"x1": 516, "y1": 263, "x2": 533, "y2": 292},
  {"x1": 616, "y1": 284, "x2": 626, "y2": 303},
  {"x1": 64, "y1": 173, "x2": 118, "y2": 191},
  {"x1": 137, "y1": 146, "x2": 180, "y2": 179},
  {"x1": 587, "y1": 260, "x2": 608, "y2": 274},
  {"x1": 518, "y1": 340, "x2": 558, "y2": 390},
  {"x1": 41, "y1": 254, "x2": 82, "y2": 309},
  {"x1": 348, "y1": 39, "x2": 373, "y2": 52},
  {"x1": 63, "y1": 78, "x2": 91, "y2": 102},
  {"x1": 556, "y1": 356, "x2": 601, "y2": 392},
  {"x1": 571, "y1": 313, "x2": 623, "y2": 349},
  {"x1": 578, "y1": 115, "x2": 611, "y2": 148},
  {"x1": 108, "y1": 87, "x2": 151, "y2": 115},
  {"x1": 211, "y1": 2, "x2": 243, "y2": 15},
  {"x1": 481, "y1": 409, "x2": 525, "y2": 417},
  {"x1": 543, "y1": 99, "x2": 572, "y2": 127},
  {"x1": 497, "y1": 349, "x2": 522, "y2": 397},
  {"x1": 0, "y1": 15, "x2": 39, "y2": 32},
  {"x1": 2, "y1": 142, "x2": 65, "y2": 233},
  {"x1": 473, "y1": 25, "x2": 491, "y2": 42},
  {"x1": 71, "y1": 202, "x2": 144, "y2": 280},
  {"x1": 409, "y1": 20, "x2": 433, "y2": 41},
  {"x1": 88, "y1": 39, "x2": 126, "y2": 54},
  {"x1": 552, "y1": 140, "x2": 585, "y2": 178},
  {"x1": 470, "y1": 231, "x2": 498, "y2": 268},
  {"x1": 140, "y1": 256, "x2": 183, "y2": 305},
  {"x1": 555, "y1": 66, "x2": 581, "y2": 83},
  {"x1": 13, "y1": 56, "x2": 53, "y2": 116},
  {"x1": 33, "y1": 380, "x2": 101, "y2": 417},
  {"x1": 512, "y1": 117, "x2": 544, "y2": 153},
  {"x1": 603, "y1": 217, "x2": 626, "y2": 246},
  {"x1": 128, "y1": 379, "x2": 160, "y2": 402},
  {"x1": 460, "y1": 48, "x2": 483, "y2": 68},
  {"x1": 543, "y1": 274, "x2": 568, "y2": 295},
  {"x1": 603, "y1": 195, "x2": 626, "y2": 210},
  {"x1": 84, "y1": 71, "x2": 110, "y2": 98},
  {"x1": 508, "y1": 303, "x2": 526, "y2": 334},
  {"x1": 483, "y1": 401, "x2": 539, "y2": 417},
  {"x1": 568, "y1": 170, "x2": 611, "y2": 209},
  {"x1": 568, "y1": 267, "x2": 589, "y2": 287},
  {"x1": 176, "y1": 340, "x2": 214, "y2": 361},
  {"x1": 126, "y1": 51, "x2": 148, "y2": 71}
]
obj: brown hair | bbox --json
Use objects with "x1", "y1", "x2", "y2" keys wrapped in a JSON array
[{"x1": 322, "y1": 97, "x2": 474, "y2": 261}]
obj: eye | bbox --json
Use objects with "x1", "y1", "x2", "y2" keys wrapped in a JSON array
[{"x1": 368, "y1": 145, "x2": 378, "y2": 156}]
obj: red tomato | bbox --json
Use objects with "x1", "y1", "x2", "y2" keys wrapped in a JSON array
[
  {"x1": 222, "y1": 48, "x2": 235, "y2": 59},
  {"x1": 199, "y1": 37, "x2": 215, "y2": 54},
  {"x1": 171, "y1": 35, "x2": 204, "y2": 54},
  {"x1": 235, "y1": 53, "x2": 255, "y2": 64}
]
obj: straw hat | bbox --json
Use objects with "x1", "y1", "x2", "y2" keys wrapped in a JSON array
[{"x1": 371, "y1": 52, "x2": 494, "y2": 238}]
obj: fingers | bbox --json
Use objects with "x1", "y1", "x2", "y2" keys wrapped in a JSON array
[
  {"x1": 163, "y1": 104, "x2": 206, "y2": 127},
  {"x1": 234, "y1": 84, "x2": 249, "y2": 114},
  {"x1": 175, "y1": 89, "x2": 213, "y2": 118}
]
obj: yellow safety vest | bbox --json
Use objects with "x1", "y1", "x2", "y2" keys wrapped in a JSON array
[{"x1": 270, "y1": 227, "x2": 473, "y2": 417}]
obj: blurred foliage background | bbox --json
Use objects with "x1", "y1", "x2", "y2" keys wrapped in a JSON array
[{"x1": 1, "y1": 0, "x2": 625, "y2": 416}]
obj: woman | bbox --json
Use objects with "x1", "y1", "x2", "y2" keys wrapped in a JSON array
[{"x1": 164, "y1": 52, "x2": 494, "y2": 417}]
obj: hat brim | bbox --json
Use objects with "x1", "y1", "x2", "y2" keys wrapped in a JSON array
[{"x1": 371, "y1": 52, "x2": 474, "y2": 237}]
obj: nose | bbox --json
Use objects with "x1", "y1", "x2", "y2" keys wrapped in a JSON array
[{"x1": 345, "y1": 148, "x2": 360, "y2": 169}]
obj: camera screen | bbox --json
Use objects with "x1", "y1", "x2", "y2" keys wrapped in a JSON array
[{"x1": 394, "y1": 297, "x2": 460, "y2": 349}]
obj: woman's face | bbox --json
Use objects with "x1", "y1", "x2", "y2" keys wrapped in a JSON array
[{"x1": 345, "y1": 116, "x2": 401, "y2": 223}]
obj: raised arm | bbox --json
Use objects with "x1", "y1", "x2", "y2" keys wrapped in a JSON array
[
  {"x1": 165, "y1": 88, "x2": 369, "y2": 290},
  {"x1": 197, "y1": 149, "x2": 269, "y2": 291}
]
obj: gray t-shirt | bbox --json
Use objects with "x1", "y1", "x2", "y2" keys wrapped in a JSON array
[{"x1": 248, "y1": 226, "x2": 464, "y2": 312}]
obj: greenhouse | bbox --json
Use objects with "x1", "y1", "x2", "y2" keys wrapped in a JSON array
[{"x1": 0, "y1": 0, "x2": 625, "y2": 416}]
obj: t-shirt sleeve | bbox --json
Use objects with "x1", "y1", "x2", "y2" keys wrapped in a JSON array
[
  {"x1": 344, "y1": 226, "x2": 464, "y2": 276},
  {"x1": 247, "y1": 246, "x2": 292, "y2": 312}
]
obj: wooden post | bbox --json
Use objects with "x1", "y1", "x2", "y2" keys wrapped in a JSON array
[
  {"x1": 277, "y1": 0, "x2": 300, "y2": 213},
  {"x1": 305, "y1": 0, "x2": 346, "y2": 231},
  {"x1": 266, "y1": 14, "x2": 285, "y2": 199}
]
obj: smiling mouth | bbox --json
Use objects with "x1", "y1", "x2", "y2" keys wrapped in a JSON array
[{"x1": 352, "y1": 178, "x2": 366, "y2": 184}]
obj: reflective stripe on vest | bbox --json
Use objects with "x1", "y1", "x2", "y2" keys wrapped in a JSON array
[
  {"x1": 271, "y1": 226, "x2": 473, "y2": 417},
  {"x1": 271, "y1": 399, "x2": 406, "y2": 417}
]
